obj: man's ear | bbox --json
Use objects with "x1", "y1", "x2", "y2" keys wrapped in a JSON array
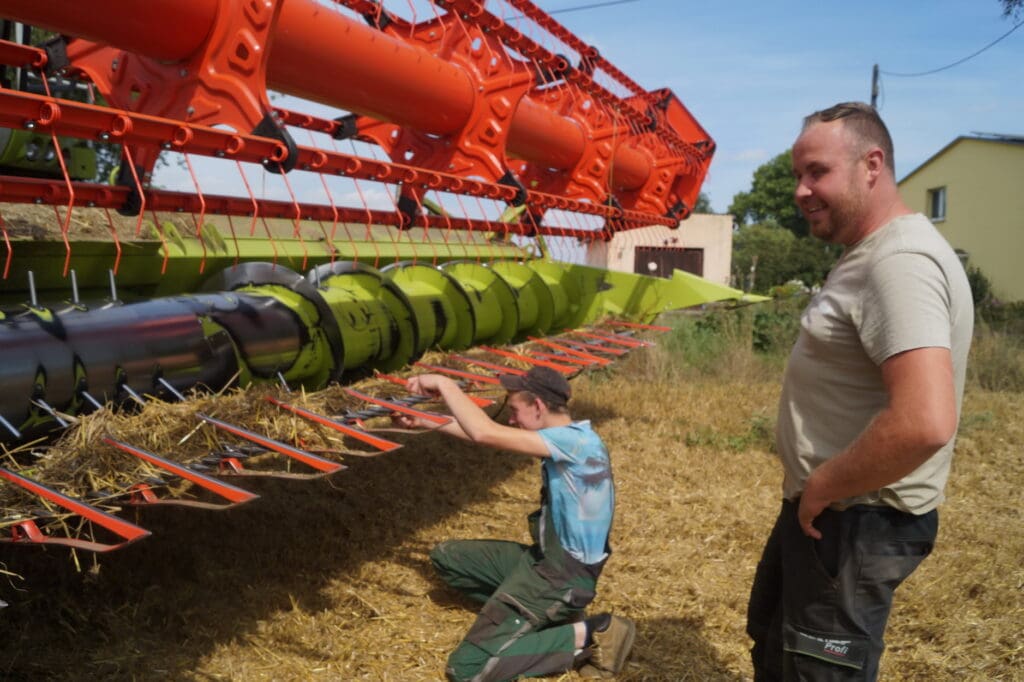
[{"x1": 864, "y1": 147, "x2": 885, "y2": 182}]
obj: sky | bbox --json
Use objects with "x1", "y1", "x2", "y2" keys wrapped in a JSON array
[
  {"x1": 552, "y1": 0, "x2": 1023, "y2": 213},
  {"x1": 154, "y1": 1, "x2": 1023, "y2": 219}
]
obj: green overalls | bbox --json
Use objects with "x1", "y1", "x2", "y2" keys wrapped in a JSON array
[{"x1": 430, "y1": 475, "x2": 608, "y2": 681}]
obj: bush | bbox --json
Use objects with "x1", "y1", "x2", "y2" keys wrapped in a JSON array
[
  {"x1": 753, "y1": 295, "x2": 807, "y2": 354},
  {"x1": 966, "y1": 265, "x2": 994, "y2": 307}
]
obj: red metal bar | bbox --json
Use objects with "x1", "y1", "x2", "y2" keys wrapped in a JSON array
[
  {"x1": 0, "y1": 0, "x2": 215, "y2": 62},
  {"x1": 552, "y1": 337, "x2": 628, "y2": 356},
  {"x1": 413, "y1": 362, "x2": 502, "y2": 385},
  {"x1": 0, "y1": 466, "x2": 151, "y2": 552},
  {"x1": 448, "y1": 354, "x2": 526, "y2": 376},
  {"x1": 377, "y1": 373, "x2": 494, "y2": 408},
  {"x1": 103, "y1": 436, "x2": 260, "y2": 506},
  {"x1": 528, "y1": 351, "x2": 598, "y2": 367},
  {"x1": 197, "y1": 413, "x2": 345, "y2": 474},
  {"x1": 0, "y1": 38, "x2": 47, "y2": 69},
  {"x1": 0, "y1": 88, "x2": 675, "y2": 229},
  {"x1": 342, "y1": 388, "x2": 452, "y2": 426},
  {"x1": 526, "y1": 336, "x2": 613, "y2": 366},
  {"x1": 266, "y1": 396, "x2": 402, "y2": 452},
  {"x1": 573, "y1": 330, "x2": 653, "y2": 348},
  {"x1": 0, "y1": 0, "x2": 706, "y2": 209},
  {"x1": 477, "y1": 346, "x2": 578, "y2": 375}
]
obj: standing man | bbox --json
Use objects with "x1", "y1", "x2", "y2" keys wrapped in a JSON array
[
  {"x1": 399, "y1": 366, "x2": 634, "y2": 681},
  {"x1": 747, "y1": 102, "x2": 974, "y2": 680}
]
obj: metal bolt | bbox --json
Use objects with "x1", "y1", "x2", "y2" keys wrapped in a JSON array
[
  {"x1": 24, "y1": 120, "x2": 35, "y2": 130},
  {"x1": 99, "y1": 132, "x2": 110, "y2": 141},
  {"x1": 179, "y1": 68, "x2": 188, "y2": 78},
  {"x1": 111, "y1": 59, "x2": 119, "y2": 70},
  {"x1": 186, "y1": 106, "x2": 195, "y2": 117}
]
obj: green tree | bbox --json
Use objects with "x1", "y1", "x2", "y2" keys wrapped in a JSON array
[
  {"x1": 693, "y1": 191, "x2": 712, "y2": 213},
  {"x1": 1001, "y1": 0, "x2": 1023, "y2": 18},
  {"x1": 732, "y1": 224, "x2": 837, "y2": 294},
  {"x1": 727, "y1": 150, "x2": 808, "y2": 237}
]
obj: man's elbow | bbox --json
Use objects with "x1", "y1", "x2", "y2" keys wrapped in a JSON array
[
  {"x1": 914, "y1": 409, "x2": 958, "y2": 453},
  {"x1": 466, "y1": 425, "x2": 501, "y2": 448}
]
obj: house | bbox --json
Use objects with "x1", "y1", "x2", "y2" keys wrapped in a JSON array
[
  {"x1": 898, "y1": 134, "x2": 1024, "y2": 302},
  {"x1": 585, "y1": 212, "x2": 734, "y2": 286}
]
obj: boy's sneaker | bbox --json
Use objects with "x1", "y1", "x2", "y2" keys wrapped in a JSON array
[{"x1": 580, "y1": 614, "x2": 636, "y2": 677}]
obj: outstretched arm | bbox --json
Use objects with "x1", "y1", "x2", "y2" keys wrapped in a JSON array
[
  {"x1": 798, "y1": 346, "x2": 958, "y2": 538},
  {"x1": 407, "y1": 374, "x2": 551, "y2": 458}
]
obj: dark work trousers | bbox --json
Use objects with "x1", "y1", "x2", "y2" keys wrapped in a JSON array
[
  {"x1": 747, "y1": 499, "x2": 937, "y2": 681},
  {"x1": 431, "y1": 506, "x2": 604, "y2": 682}
]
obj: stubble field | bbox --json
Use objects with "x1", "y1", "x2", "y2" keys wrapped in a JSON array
[{"x1": 0, "y1": 329, "x2": 1021, "y2": 681}]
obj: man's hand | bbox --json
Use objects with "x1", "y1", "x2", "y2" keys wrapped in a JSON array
[
  {"x1": 391, "y1": 411, "x2": 432, "y2": 430},
  {"x1": 798, "y1": 471, "x2": 831, "y2": 540},
  {"x1": 406, "y1": 374, "x2": 448, "y2": 398}
]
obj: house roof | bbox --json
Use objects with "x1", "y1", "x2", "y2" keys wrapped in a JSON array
[{"x1": 899, "y1": 133, "x2": 1024, "y2": 185}]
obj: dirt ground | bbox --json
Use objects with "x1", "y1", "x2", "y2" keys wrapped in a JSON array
[{"x1": 0, "y1": 356, "x2": 1021, "y2": 681}]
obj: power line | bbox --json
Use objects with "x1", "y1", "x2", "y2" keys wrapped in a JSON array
[
  {"x1": 546, "y1": 0, "x2": 643, "y2": 16},
  {"x1": 506, "y1": 0, "x2": 643, "y2": 21},
  {"x1": 881, "y1": 19, "x2": 1023, "y2": 77}
]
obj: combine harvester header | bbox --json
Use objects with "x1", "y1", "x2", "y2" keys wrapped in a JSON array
[{"x1": 0, "y1": 0, "x2": 732, "y2": 557}]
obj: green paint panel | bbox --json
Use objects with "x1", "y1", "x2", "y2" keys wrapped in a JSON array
[
  {"x1": 312, "y1": 262, "x2": 418, "y2": 373},
  {"x1": 489, "y1": 260, "x2": 554, "y2": 338},
  {"x1": 440, "y1": 262, "x2": 518, "y2": 346},
  {"x1": 381, "y1": 262, "x2": 475, "y2": 352}
]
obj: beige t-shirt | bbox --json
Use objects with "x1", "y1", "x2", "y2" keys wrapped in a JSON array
[{"x1": 776, "y1": 213, "x2": 974, "y2": 514}]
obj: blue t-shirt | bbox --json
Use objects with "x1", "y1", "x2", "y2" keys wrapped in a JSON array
[{"x1": 538, "y1": 420, "x2": 614, "y2": 565}]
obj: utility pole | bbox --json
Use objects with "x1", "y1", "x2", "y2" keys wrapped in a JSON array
[{"x1": 871, "y1": 64, "x2": 879, "y2": 108}]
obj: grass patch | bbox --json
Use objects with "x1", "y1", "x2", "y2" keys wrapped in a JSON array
[{"x1": 968, "y1": 323, "x2": 1024, "y2": 392}]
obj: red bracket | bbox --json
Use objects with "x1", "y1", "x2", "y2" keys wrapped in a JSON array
[
  {"x1": 104, "y1": 436, "x2": 260, "y2": 509},
  {"x1": 574, "y1": 331, "x2": 652, "y2": 348},
  {"x1": 529, "y1": 351, "x2": 598, "y2": 367},
  {"x1": 377, "y1": 373, "x2": 495, "y2": 408},
  {"x1": 0, "y1": 466, "x2": 151, "y2": 552},
  {"x1": 413, "y1": 362, "x2": 502, "y2": 386},
  {"x1": 447, "y1": 354, "x2": 526, "y2": 377},
  {"x1": 527, "y1": 336, "x2": 612, "y2": 366},
  {"x1": 551, "y1": 337, "x2": 628, "y2": 357},
  {"x1": 342, "y1": 388, "x2": 452, "y2": 426},
  {"x1": 266, "y1": 396, "x2": 403, "y2": 454},
  {"x1": 353, "y1": 11, "x2": 534, "y2": 190},
  {"x1": 509, "y1": 86, "x2": 629, "y2": 207},
  {"x1": 476, "y1": 346, "x2": 579, "y2": 375},
  {"x1": 197, "y1": 413, "x2": 345, "y2": 477},
  {"x1": 65, "y1": 0, "x2": 287, "y2": 172}
]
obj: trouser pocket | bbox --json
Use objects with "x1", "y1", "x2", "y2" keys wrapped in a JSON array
[{"x1": 784, "y1": 623, "x2": 870, "y2": 677}]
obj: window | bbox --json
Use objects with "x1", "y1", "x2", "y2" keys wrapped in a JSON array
[{"x1": 928, "y1": 186, "x2": 946, "y2": 221}]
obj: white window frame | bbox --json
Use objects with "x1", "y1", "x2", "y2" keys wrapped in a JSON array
[{"x1": 928, "y1": 186, "x2": 947, "y2": 222}]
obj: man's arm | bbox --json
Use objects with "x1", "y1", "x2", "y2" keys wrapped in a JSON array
[
  {"x1": 798, "y1": 346, "x2": 958, "y2": 538},
  {"x1": 406, "y1": 375, "x2": 551, "y2": 458}
]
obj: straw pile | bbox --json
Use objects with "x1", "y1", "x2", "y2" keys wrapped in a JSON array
[{"x1": 0, "y1": 344, "x2": 1020, "y2": 680}]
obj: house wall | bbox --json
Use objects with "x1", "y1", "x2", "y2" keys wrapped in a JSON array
[
  {"x1": 899, "y1": 139, "x2": 1024, "y2": 302},
  {"x1": 585, "y1": 213, "x2": 734, "y2": 286}
]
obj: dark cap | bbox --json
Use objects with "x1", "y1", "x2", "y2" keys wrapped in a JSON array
[{"x1": 499, "y1": 366, "x2": 571, "y2": 408}]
